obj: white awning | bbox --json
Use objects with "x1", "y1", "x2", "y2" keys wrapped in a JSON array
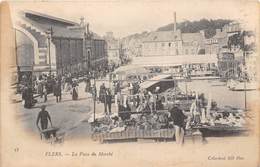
[
  {"x1": 113, "y1": 65, "x2": 148, "y2": 74},
  {"x1": 132, "y1": 54, "x2": 218, "y2": 67},
  {"x1": 139, "y1": 74, "x2": 172, "y2": 89}
]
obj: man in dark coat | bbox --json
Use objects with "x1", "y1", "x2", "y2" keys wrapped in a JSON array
[
  {"x1": 105, "y1": 88, "x2": 112, "y2": 114},
  {"x1": 53, "y1": 80, "x2": 62, "y2": 102},
  {"x1": 169, "y1": 104, "x2": 187, "y2": 145},
  {"x1": 36, "y1": 105, "x2": 52, "y2": 131},
  {"x1": 99, "y1": 83, "x2": 106, "y2": 103},
  {"x1": 22, "y1": 85, "x2": 33, "y2": 108},
  {"x1": 84, "y1": 77, "x2": 91, "y2": 93}
]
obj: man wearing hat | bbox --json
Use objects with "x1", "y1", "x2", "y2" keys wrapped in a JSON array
[
  {"x1": 169, "y1": 102, "x2": 187, "y2": 145},
  {"x1": 36, "y1": 105, "x2": 52, "y2": 131}
]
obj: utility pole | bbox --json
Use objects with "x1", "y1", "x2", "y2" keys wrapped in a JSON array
[
  {"x1": 93, "y1": 53, "x2": 96, "y2": 124},
  {"x1": 59, "y1": 38, "x2": 63, "y2": 76},
  {"x1": 94, "y1": 48, "x2": 97, "y2": 124},
  {"x1": 68, "y1": 39, "x2": 72, "y2": 73},
  {"x1": 14, "y1": 29, "x2": 19, "y2": 85},
  {"x1": 46, "y1": 27, "x2": 53, "y2": 74},
  {"x1": 242, "y1": 31, "x2": 247, "y2": 111},
  {"x1": 185, "y1": 68, "x2": 189, "y2": 102}
]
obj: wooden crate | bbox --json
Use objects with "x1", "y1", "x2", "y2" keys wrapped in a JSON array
[
  {"x1": 136, "y1": 129, "x2": 144, "y2": 138},
  {"x1": 127, "y1": 129, "x2": 136, "y2": 139},
  {"x1": 94, "y1": 128, "x2": 176, "y2": 143},
  {"x1": 160, "y1": 129, "x2": 175, "y2": 138},
  {"x1": 152, "y1": 130, "x2": 161, "y2": 138},
  {"x1": 143, "y1": 130, "x2": 152, "y2": 138},
  {"x1": 160, "y1": 129, "x2": 168, "y2": 138}
]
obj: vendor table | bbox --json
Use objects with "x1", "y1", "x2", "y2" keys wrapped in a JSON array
[{"x1": 92, "y1": 129, "x2": 175, "y2": 143}]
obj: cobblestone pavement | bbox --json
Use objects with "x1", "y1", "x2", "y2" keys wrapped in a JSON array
[{"x1": 17, "y1": 79, "x2": 117, "y2": 141}]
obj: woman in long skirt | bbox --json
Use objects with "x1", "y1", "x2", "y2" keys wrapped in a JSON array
[
  {"x1": 84, "y1": 77, "x2": 91, "y2": 93},
  {"x1": 71, "y1": 80, "x2": 79, "y2": 100}
]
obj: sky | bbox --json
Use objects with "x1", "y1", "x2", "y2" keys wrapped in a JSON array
[{"x1": 9, "y1": 0, "x2": 258, "y2": 38}]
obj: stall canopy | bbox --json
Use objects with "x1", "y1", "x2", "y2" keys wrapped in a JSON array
[
  {"x1": 139, "y1": 74, "x2": 172, "y2": 90},
  {"x1": 132, "y1": 54, "x2": 218, "y2": 67},
  {"x1": 113, "y1": 65, "x2": 150, "y2": 75}
]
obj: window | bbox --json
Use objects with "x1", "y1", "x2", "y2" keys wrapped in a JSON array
[
  {"x1": 161, "y1": 43, "x2": 165, "y2": 47},
  {"x1": 168, "y1": 43, "x2": 171, "y2": 47}
]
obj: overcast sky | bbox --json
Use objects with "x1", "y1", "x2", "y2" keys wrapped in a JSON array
[{"x1": 10, "y1": 0, "x2": 258, "y2": 38}]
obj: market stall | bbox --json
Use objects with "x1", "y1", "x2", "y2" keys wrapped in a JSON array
[{"x1": 89, "y1": 74, "x2": 249, "y2": 143}]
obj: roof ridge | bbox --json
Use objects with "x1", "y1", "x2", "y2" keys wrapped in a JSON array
[{"x1": 23, "y1": 10, "x2": 79, "y2": 26}]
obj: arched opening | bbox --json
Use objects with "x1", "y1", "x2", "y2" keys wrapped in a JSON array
[{"x1": 15, "y1": 28, "x2": 35, "y2": 84}]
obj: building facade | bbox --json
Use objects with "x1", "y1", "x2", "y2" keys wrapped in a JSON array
[
  {"x1": 141, "y1": 29, "x2": 205, "y2": 57},
  {"x1": 139, "y1": 13, "x2": 215, "y2": 70},
  {"x1": 15, "y1": 10, "x2": 107, "y2": 77},
  {"x1": 204, "y1": 21, "x2": 242, "y2": 55},
  {"x1": 90, "y1": 38, "x2": 108, "y2": 70},
  {"x1": 104, "y1": 32, "x2": 122, "y2": 66}
]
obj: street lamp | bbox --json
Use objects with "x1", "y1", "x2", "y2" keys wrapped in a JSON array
[
  {"x1": 184, "y1": 66, "x2": 189, "y2": 102},
  {"x1": 46, "y1": 27, "x2": 53, "y2": 74}
]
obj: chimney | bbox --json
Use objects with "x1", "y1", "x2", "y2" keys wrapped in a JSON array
[
  {"x1": 87, "y1": 23, "x2": 90, "y2": 34},
  {"x1": 173, "y1": 12, "x2": 177, "y2": 32}
]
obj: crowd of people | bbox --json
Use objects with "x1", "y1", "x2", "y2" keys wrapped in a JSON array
[
  {"x1": 20, "y1": 73, "x2": 79, "y2": 109},
  {"x1": 19, "y1": 63, "x2": 119, "y2": 109},
  {"x1": 19, "y1": 64, "x2": 121, "y2": 109},
  {"x1": 19, "y1": 66, "x2": 246, "y2": 145}
]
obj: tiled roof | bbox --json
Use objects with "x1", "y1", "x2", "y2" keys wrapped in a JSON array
[
  {"x1": 24, "y1": 10, "x2": 78, "y2": 26},
  {"x1": 213, "y1": 31, "x2": 227, "y2": 39},
  {"x1": 142, "y1": 31, "x2": 204, "y2": 44},
  {"x1": 22, "y1": 17, "x2": 84, "y2": 38},
  {"x1": 142, "y1": 31, "x2": 182, "y2": 42},
  {"x1": 182, "y1": 33, "x2": 204, "y2": 43}
]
